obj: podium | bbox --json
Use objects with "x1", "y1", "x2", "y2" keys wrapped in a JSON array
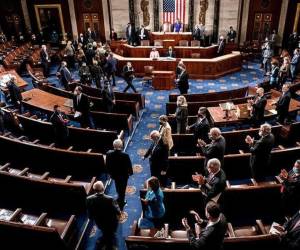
[{"x1": 152, "y1": 71, "x2": 175, "y2": 90}]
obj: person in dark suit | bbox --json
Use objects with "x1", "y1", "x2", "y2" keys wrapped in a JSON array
[
  {"x1": 227, "y1": 26, "x2": 237, "y2": 43},
  {"x1": 106, "y1": 53, "x2": 117, "y2": 86},
  {"x1": 126, "y1": 23, "x2": 136, "y2": 45},
  {"x1": 50, "y1": 105, "x2": 69, "y2": 147},
  {"x1": 85, "y1": 44, "x2": 96, "y2": 66},
  {"x1": 58, "y1": 61, "x2": 72, "y2": 90},
  {"x1": 176, "y1": 65, "x2": 189, "y2": 95},
  {"x1": 187, "y1": 107, "x2": 211, "y2": 143},
  {"x1": 102, "y1": 81, "x2": 116, "y2": 113},
  {"x1": 85, "y1": 27, "x2": 96, "y2": 43},
  {"x1": 198, "y1": 127, "x2": 226, "y2": 168},
  {"x1": 165, "y1": 46, "x2": 176, "y2": 58},
  {"x1": 248, "y1": 87, "x2": 267, "y2": 127},
  {"x1": 123, "y1": 62, "x2": 137, "y2": 93},
  {"x1": 245, "y1": 123, "x2": 275, "y2": 181},
  {"x1": 79, "y1": 62, "x2": 92, "y2": 85},
  {"x1": 143, "y1": 130, "x2": 169, "y2": 187},
  {"x1": 182, "y1": 201, "x2": 227, "y2": 250},
  {"x1": 217, "y1": 36, "x2": 226, "y2": 56},
  {"x1": 106, "y1": 139, "x2": 133, "y2": 211},
  {"x1": 90, "y1": 60, "x2": 103, "y2": 89},
  {"x1": 86, "y1": 181, "x2": 121, "y2": 250},
  {"x1": 273, "y1": 209, "x2": 300, "y2": 250},
  {"x1": 40, "y1": 44, "x2": 50, "y2": 76},
  {"x1": 136, "y1": 25, "x2": 149, "y2": 45},
  {"x1": 192, "y1": 158, "x2": 227, "y2": 203},
  {"x1": 272, "y1": 84, "x2": 291, "y2": 124},
  {"x1": 6, "y1": 76, "x2": 23, "y2": 111},
  {"x1": 78, "y1": 33, "x2": 85, "y2": 47},
  {"x1": 290, "y1": 48, "x2": 300, "y2": 82},
  {"x1": 72, "y1": 86, "x2": 92, "y2": 128},
  {"x1": 110, "y1": 29, "x2": 118, "y2": 41},
  {"x1": 192, "y1": 24, "x2": 201, "y2": 41},
  {"x1": 278, "y1": 160, "x2": 300, "y2": 216}
]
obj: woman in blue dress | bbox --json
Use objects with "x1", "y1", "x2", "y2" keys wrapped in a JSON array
[{"x1": 138, "y1": 177, "x2": 165, "y2": 233}]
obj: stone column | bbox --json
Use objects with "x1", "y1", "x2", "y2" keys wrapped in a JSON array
[
  {"x1": 20, "y1": 0, "x2": 31, "y2": 31},
  {"x1": 153, "y1": 0, "x2": 160, "y2": 31},
  {"x1": 188, "y1": 0, "x2": 195, "y2": 31},
  {"x1": 212, "y1": 0, "x2": 220, "y2": 43},
  {"x1": 239, "y1": 0, "x2": 250, "y2": 45},
  {"x1": 277, "y1": 0, "x2": 289, "y2": 46},
  {"x1": 102, "y1": 0, "x2": 111, "y2": 40},
  {"x1": 68, "y1": 0, "x2": 78, "y2": 38}
]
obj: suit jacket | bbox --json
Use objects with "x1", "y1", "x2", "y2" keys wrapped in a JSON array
[
  {"x1": 276, "y1": 91, "x2": 291, "y2": 117},
  {"x1": 177, "y1": 71, "x2": 189, "y2": 92},
  {"x1": 250, "y1": 133, "x2": 274, "y2": 169},
  {"x1": 217, "y1": 40, "x2": 225, "y2": 56},
  {"x1": 282, "y1": 169, "x2": 300, "y2": 201},
  {"x1": 7, "y1": 82, "x2": 22, "y2": 105},
  {"x1": 106, "y1": 149, "x2": 133, "y2": 180},
  {"x1": 137, "y1": 28, "x2": 149, "y2": 41},
  {"x1": 165, "y1": 50, "x2": 176, "y2": 58},
  {"x1": 102, "y1": 87, "x2": 115, "y2": 109},
  {"x1": 202, "y1": 169, "x2": 227, "y2": 202},
  {"x1": 73, "y1": 93, "x2": 90, "y2": 115},
  {"x1": 86, "y1": 193, "x2": 120, "y2": 231},
  {"x1": 159, "y1": 122, "x2": 174, "y2": 150},
  {"x1": 40, "y1": 49, "x2": 49, "y2": 63},
  {"x1": 193, "y1": 28, "x2": 201, "y2": 41},
  {"x1": 50, "y1": 111, "x2": 69, "y2": 137},
  {"x1": 251, "y1": 96, "x2": 267, "y2": 122},
  {"x1": 123, "y1": 65, "x2": 134, "y2": 81},
  {"x1": 60, "y1": 66, "x2": 72, "y2": 86},
  {"x1": 201, "y1": 136, "x2": 226, "y2": 167},
  {"x1": 188, "y1": 214, "x2": 227, "y2": 250},
  {"x1": 227, "y1": 30, "x2": 236, "y2": 41},
  {"x1": 144, "y1": 138, "x2": 169, "y2": 173},
  {"x1": 189, "y1": 117, "x2": 210, "y2": 142},
  {"x1": 110, "y1": 31, "x2": 118, "y2": 41},
  {"x1": 281, "y1": 211, "x2": 300, "y2": 250}
]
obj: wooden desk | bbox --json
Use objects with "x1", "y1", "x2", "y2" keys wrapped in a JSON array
[
  {"x1": 150, "y1": 32, "x2": 193, "y2": 46},
  {"x1": 121, "y1": 44, "x2": 218, "y2": 59},
  {"x1": 22, "y1": 88, "x2": 72, "y2": 115},
  {"x1": 152, "y1": 71, "x2": 175, "y2": 90},
  {"x1": 114, "y1": 52, "x2": 242, "y2": 79},
  {"x1": 0, "y1": 70, "x2": 28, "y2": 92}
]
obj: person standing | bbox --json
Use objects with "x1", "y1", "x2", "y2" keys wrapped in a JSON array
[
  {"x1": 6, "y1": 76, "x2": 23, "y2": 110},
  {"x1": 245, "y1": 123, "x2": 275, "y2": 181},
  {"x1": 143, "y1": 130, "x2": 169, "y2": 186},
  {"x1": 165, "y1": 46, "x2": 176, "y2": 58},
  {"x1": 106, "y1": 139, "x2": 133, "y2": 211},
  {"x1": 90, "y1": 60, "x2": 103, "y2": 89},
  {"x1": 248, "y1": 87, "x2": 267, "y2": 127},
  {"x1": 217, "y1": 36, "x2": 225, "y2": 56},
  {"x1": 59, "y1": 61, "x2": 72, "y2": 90},
  {"x1": 102, "y1": 81, "x2": 116, "y2": 113},
  {"x1": 158, "y1": 115, "x2": 173, "y2": 152},
  {"x1": 149, "y1": 47, "x2": 160, "y2": 60},
  {"x1": 176, "y1": 65, "x2": 189, "y2": 95},
  {"x1": 290, "y1": 48, "x2": 300, "y2": 83},
  {"x1": 137, "y1": 25, "x2": 149, "y2": 45},
  {"x1": 227, "y1": 26, "x2": 236, "y2": 43},
  {"x1": 86, "y1": 181, "x2": 121, "y2": 250},
  {"x1": 173, "y1": 19, "x2": 182, "y2": 32},
  {"x1": 126, "y1": 23, "x2": 135, "y2": 45},
  {"x1": 174, "y1": 96, "x2": 188, "y2": 134},
  {"x1": 107, "y1": 53, "x2": 117, "y2": 86},
  {"x1": 40, "y1": 44, "x2": 50, "y2": 76},
  {"x1": 273, "y1": 84, "x2": 291, "y2": 124},
  {"x1": 123, "y1": 62, "x2": 137, "y2": 93},
  {"x1": 262, "y1": 41, "x2": 273, "y2": 75},
  {"x1": 79, "y1": 62, "x2": 92, "y2": 85},
  {"x1": 270, "y1": 59, "x2": 280, "y2": 89},
  {"x1": 50, "y1": 104, "x2": 69, "y2": 147}
]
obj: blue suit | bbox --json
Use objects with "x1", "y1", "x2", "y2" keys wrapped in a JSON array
[
  {"x1": 290, "y1": 54, "x2": 300, "y2": 81},
  {"x1": 173, "y1": 22, "x2": 182, "y2": 32}
]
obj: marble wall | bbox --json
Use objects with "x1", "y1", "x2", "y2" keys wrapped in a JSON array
[{"x1": 110, "y1": 0, "x2": 130, "y2": 38}]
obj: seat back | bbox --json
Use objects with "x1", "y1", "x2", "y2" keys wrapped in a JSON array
[
  {"x1": 191, "y1": 40, "x2": 200, "y2": 47},
  {"x1": 179, "y1": 40, "x2": 188, "y2": 47},
  {"x1": 191, "y1": 53, "x2": 201, "y2": 58},
  {"x1": 141, "y1": 40, "x2": 150, "y2": 46},
  {"x1": 144, "y1": 65, "x2": 154, "y2": 75},
  {"x1": 154, "y1": 40, "x2": 163, "y2": 46}
]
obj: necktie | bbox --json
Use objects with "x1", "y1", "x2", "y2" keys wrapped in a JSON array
[{"x1": 292, "y1": 217, "x2": 300, "y2": 231}]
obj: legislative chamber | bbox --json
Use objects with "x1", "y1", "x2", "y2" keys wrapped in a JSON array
[{"x1": 0, "y1": 0, "x2": 300, "y2": 250}]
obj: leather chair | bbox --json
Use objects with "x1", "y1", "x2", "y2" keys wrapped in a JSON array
[
  {"x1": 142, "y1": 66, "x2": 154, "y2": 88},
  {"x1": 191, "y1": 53, "x2": 201, "y2": 58},
  {"x1": 141, "y1": 40, "x2": 150, "y2": 46},
  {"x1": 154, "y1": 40, "x2": 163, "y2": 46},
  {"x1": 162, "y1": 22, "x2": 172, "y2": 32},
  {"x1": 191, "y1": 40, "x2": 200, "y2": 47},
  {"x1": 179, "y1": 40, "x2": 188, "y2": 47}
]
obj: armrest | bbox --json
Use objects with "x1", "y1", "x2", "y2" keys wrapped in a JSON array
[
  {"x1": 18, "y1": 168, "x2": 29, "y2": 176},
  {"x1": 67, "y1": 146, "x2": 73, "y2": 151},
  {"x1": 278, "y1": 145, "x2": 285, "y2": 150},
  {"x1": 0, "y1": 163, "x2": 11, "y2": 171},
  {"x1": 64, "y1": 175, "x2": 72, "y2": 183},
  {"x1": 256, "y1": 219, "x2": 267, "y2": 234},
  {"x1": 86, "y1": 149, "x2": 92, "y2": 153},
  {"x1": 9, "y1": 208, "x2": 22, "y2": 222},
  {"x1": 251, "y1": 178, "x2": 258, "y2": 186},
  {"x1": 49, "y1": 143, "x2": 55, "y2": 148},
  {"x1": 226, "y1": 180, "x2": 231, "y2": 188},
  {"x1": 61, "y1": 215, "x2": 76, "y2": 240},
  {"x1": 32, "y1": 139, "x2": 40, "y2": 144},
  {"x1": 34, "y1": 213, "x2": 48, "y2": 226},
  {"x1": 275, "y1": 175, "x2": 284, "y2": 184},
  {"x1": 239, "y1": 150, "x2": 245, "y2": 154},
  {"x1": 41, "y1": 172, "x2": 50, "y2": 180},
  {"x1": 227, "y1": 222, "x2": 236, "y2": 237}
]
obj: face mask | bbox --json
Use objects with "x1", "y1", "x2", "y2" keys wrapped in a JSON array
[
  {"x1": 293, "y1": 167, "x2": 300, "y2": 174},
  {"x1": 259, "y1": 131, "x2": 263, "y2": 137},
  {"x1": 209, "y1": 134, "x2": 213, "y2": 140},
  {"x1": 159, "y1": 121, "x2": 164, "y2": 125},
  {"x1": 198, "y1": 114, "x2": 203, "y2": 118}
]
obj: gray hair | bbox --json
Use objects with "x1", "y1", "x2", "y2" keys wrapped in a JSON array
[
  {"x1": 260, "y1": 123, "x2": 272, "y2": 135},
  {"x1": 93, "y1": 181, "x2": 104, "y2": 193},
  {"x1": 113, "y1": 139, "x2": 123, "y2": 150},
  {"x1": 207, "y1": 158, "x2": 221, "y2": 170}
]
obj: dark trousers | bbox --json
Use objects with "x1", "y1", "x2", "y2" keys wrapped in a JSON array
[
  {"x1": 108, "y1": 72, "x2": 116, "y2": 86},
  {"x1": 78, "y1": 113, "x2": 94, "y2": 128},
  {"x1": 123, "y1": 78, "x2": 137, "y2": 93},
  {"x1": 114, "y1": 178, "x2": 128, "y2": 210},
  {"x1": 41, "y1": 62, "x2": 49, "y2": 76},
  {"x1": 94, "y1": 78, "x2": 102, "y2": 89},
  {"x1": 179, "y1": 88, "x2": 188, "y2": 95},
  {"x1": 150, "y1": 163, "x2": 167, "y2": 187},
  {"x1": 96, "y1": 227, "x2": 118, "y2": 250}
]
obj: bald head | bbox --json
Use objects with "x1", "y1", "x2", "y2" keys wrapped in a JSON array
[
  {"x1": 256, "y1": 87, "x2": 264, "y2": 97},
  {"x1": 209, "y1": 127, "x2": 222, "y2": 140},
  {"x1": 93, "y1": 181, "x2": 104, "y2": 193},
  {"x1": 150, "y1": 130, "x2": 160, "y2": 141},
  {"x1": 113, "y1": 139, "x2": 123, "y2": 150}
]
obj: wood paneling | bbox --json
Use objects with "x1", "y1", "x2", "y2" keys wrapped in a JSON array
[{"x1": 246, "y1": 0, "x2": 282, "y2": 42}]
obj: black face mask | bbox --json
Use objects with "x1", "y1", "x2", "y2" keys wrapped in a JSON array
[
  {"x1": 198, "y1": 114, "x2": 203, "y2": 118},
  {"x1": 159, "y1": 122, "x2": 164, "y2": 125}
]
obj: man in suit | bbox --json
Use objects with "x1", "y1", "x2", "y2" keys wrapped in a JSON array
[
  {"x1": 165, "y1": 46, "x2": 176, "y2": 58},
  {"x1": 249, "y1": 87, "x2": 267, "y2": 127},
  {"x1": 143, "y1": 130, "x2": 169, "y2": 186},
  {"x1": 182, "y1": 201, "x2": 227, "y2": 250},
  {"x1": 85, "y1": 27, "x2": 96, "y2": 43},
  {"x1": 106, "y1": 139, "x2": 133, "y2": 211},
  {"x1": 290, "y1": 48, "x2": 300, "y2": 82},
  {"x1": 173, "y1": 19, "x2": 182, "y2": 33},
  {"x1": 137, "y1": 25, "x2": 149, "y2": 45},
  {"x1": 227, "y1": 26, "x2": 237, "y2": 43},
  {"x1": 6, "y1": 76, "x2": 23, "y2": 111},
  {"x1": 86, "y1": 181, "x2": 121, "y2": 250},
  {"x1": 40, "y1": 44, "x2": 50, "y2": 76},
  {"x1": 79, "y1": 62, "x2": 92, "y2": 85},
  {"x1": 78, "y1": 33, "x2": 85, "y2": 47},
  {"x1": 110, "y1": 29, "x2": 118, "y2": 41},
  {"x1": 72, "y1": 86, "x2": 92, "y2": 128},
  {"x1": 245, "y1": 123, "x2": 275, "y2": 181},
  {"x1": 50, "y1": 105, "x2": 69, "y2": 147},
  {"x1": 198, "y1": 127, "x2": 226, "y2": 168},
  {"x1": 106, "y1": 53, "x2": 117, "y2": 86},
  {"x1": 192, "y1": 158, "x2": 226, "y2": 203},
  {"x1": 176, "y1": 65, "x2": 189, "y2": 94},
  {"x1": 123, "y1": 62, "x2": 137, "y2": 93},
  {"x1": 272, "y1": 209, "x2": 300, "y2": 250},
  {"x1": 217, "y1": 36, "x2": 226, "y2": 56},
  {"x1": 278, "y1": 160, "x2": 300, "y2": 216},
  {"x1": 273, "y1": 84, "x2": 291, "y2": 124},
  {"x1": 288, "y1": 32, "x2": 299, "y2": 55},
  {"x1": 192, "y1": 24, "x2": 201, "y2": 41},
  {"x1": 102, "y1": 81, "x2": 116, "y2": 113},
  {"x1": 126, "y1": 23, "x2": 135, "y2": 45},
  {"x1": 59, "y1": 61, "x2": 72, "y2": 90},
  {"x1": 262, "y1": 41, "x2": 273, "y2": 75},
  {"x1": 85, "y1": 44, "x2": 96, "y2": 66},
  {"x1": 187, "y1": 107, "x2": 211, "y2": 143}
]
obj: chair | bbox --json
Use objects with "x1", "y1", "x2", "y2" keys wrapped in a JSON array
[
  {"x1": 140, "y1": 40, "x2": 150, "y2": 46},
  {"x1": 191, "y1": 53, "x2": 201, "y2": 58},
  {"x1": 191, "y1": 40, "x2": 200, "y2": 47},
  {"x1": 162, "y1": 22, "x2": 172, "y2": 32},
  {"x1": 142, "y1": 66, "x2": 154, "y2": 88},
  {"x1": 154, "y1": 40, "x2": 163, "y2": 46},
  {"x1": 179, "y1": 40, "x2": 188, "y2": 47}
]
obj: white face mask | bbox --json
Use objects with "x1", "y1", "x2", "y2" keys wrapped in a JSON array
[{"x1": 259, "y1": 131, "x2": 263, "y2": 137}]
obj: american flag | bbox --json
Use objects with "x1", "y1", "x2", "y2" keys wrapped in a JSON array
[{"x1": 163, "y1": 0, "x2": 186, "y2": 24}]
